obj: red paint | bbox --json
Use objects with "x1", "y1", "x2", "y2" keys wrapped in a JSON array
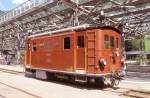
[{"x1": 25, "y1": 27, "x2": 122, "y2": 76}]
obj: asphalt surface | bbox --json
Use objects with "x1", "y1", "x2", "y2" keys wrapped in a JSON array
[{"x1": 0, "y1": 71, "x2": 127, "y2": 98}]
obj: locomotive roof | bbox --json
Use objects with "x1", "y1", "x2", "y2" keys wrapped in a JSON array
[
  {"x1": 99, "y1": 26, "x2": 121, "y2": 34},
  {"x1": 28, "y1": 24, "x2": 121, "y2": 38}
]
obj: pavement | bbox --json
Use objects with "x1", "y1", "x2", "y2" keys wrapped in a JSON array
[
  {"x1": 0, "y1": 64, "x2": 150, "y2": 93},
  {"x1": 0, "y1": 71, "x2": 125, "y2": 98},
  {"x1": 0, "y1": 64, "x2": 24, "y2": 73}
]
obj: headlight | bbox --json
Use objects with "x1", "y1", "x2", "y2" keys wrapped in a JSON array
[
  {"x1": 98, "y1": 58, "x2": 107, "y2": 71},
  {"x1": 121, "y1": 57, "x2": 125, "y2": 64},
  {"x1": 116, "y1": 51, "x2": 119, "y2": 57},
  {"x1": 99, "y1": 58, "x2": 107, "y2": 66}
]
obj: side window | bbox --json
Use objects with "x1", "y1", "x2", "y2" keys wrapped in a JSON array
[
  {"x1": 64, "y1": 37, "x2": 71, "y2": 49},
  {"x1": 110, "y1": 36, "x2": 114, "y2": 48},
  {"x1": 77, "y1": 36, "x2": 84, "y2": 48},
  {"x1": 33, "y1": 46, "x2": 37, "y2": 51},
  {"x1": 32, "y1": 42, "x2": 37, "y2": 52},
  {"x1": 116, "y1": 38, "x2": 119, "y2": 48},
  {"x1": 104, "y1": 34, "x2": 109, "y2": 49}
]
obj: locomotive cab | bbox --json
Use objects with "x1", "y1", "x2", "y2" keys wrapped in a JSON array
[
  {"x1": 96, "y1": 27, "x2": 122, "y2": 74},
  {"x1": 97, "y1": 28, "x2": 123, "y2": 86},
  {"x1": 79, "y1": 27, "x2": 123, "y2": 86}
]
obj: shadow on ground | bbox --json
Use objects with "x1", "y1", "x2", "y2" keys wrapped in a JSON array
[{"x1": 25, "y1": 74, "x2": 115, "y2": 90}]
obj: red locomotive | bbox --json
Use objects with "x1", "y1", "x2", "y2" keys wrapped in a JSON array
[{"x1": 25, "y1": 25, "x2": 123, "y2": 86}]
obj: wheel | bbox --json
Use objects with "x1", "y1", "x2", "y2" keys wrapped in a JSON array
[
  {"x1": 108, "y1": 77, "x2": 120, "y2": 87},
  {"x1": 47, "y1": 72, "x2": 55, "y2": 80},
  {"x1": 110, "y1": 78, "x2": 116, "y2": 87},
  {"x1": 103, "y1": 75, "x2": 121, "y2": 88},
  {"x1": 95, "y1": 77, "x2": 105, "y2": 88}
]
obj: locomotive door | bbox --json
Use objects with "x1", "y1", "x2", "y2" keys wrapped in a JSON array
[
  {"x1": 110, "y1": 36, "x2": 116, "y2": 72},
  {"x1": 25, "y1": 42, "x2": 29, "y2": 65},
  {"x1": 75, "y1": 33, "x2": 86, "y2": 73},
  {"x1": 25, "y1": 40, "x2": 32, "y2": 66},
  {"x1": 29, "y1": 41, "x2": 32, "y2": 66}
]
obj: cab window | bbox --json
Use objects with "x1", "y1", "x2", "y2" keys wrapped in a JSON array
[
  {"x1": 33, "y1": 46, "x2": 37, "y2": 52},
  {"x1": 104, "y1": 34, "x2": 109, "y2": 49},
  {"x1": 32, "y1": 43, "x2": 37, "y2": 52},
  {"x1": 77, "y1": 36, "x2": 84, "y2": 48},
  {"x1": 64, "y1": 37, "x2": 71, "y2": 49},
  {"x1": 110, "y1": 36, "x2": 114, "y2": 48}
]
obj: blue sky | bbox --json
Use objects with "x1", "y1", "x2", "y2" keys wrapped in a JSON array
[{"x1": 0, "y1": 0, "x2": 27, "y2": 11}]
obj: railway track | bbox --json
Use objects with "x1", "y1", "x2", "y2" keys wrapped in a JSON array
[
  {"x1": 104, "y1": 87, "x2": 150, "y2": 98},
  {"x1": 0, "y1": 81, "x2": 42, "y2": 98},
  {"x1": 0, "y1": 69, "x2": 43, "y2": 98},
  {"x1": 123, "y1": 89, "x2": 150, "y2": 98}
]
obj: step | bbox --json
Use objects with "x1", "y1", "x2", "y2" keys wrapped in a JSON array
[{"x1": 75, "y1": 76, "x2": 87, "y2": 83}]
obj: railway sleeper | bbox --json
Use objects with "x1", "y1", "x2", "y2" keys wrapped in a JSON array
[{"x1": 123, "y1": 90, "x2": 150, "y2": 98}]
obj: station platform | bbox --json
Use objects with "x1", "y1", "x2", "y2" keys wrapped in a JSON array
[
  {"x1": 0, "y1": 64, "x2": 24, "y2": 73},
  {"x1": 0, "y1": 64, "x2": 150, "y2": 93}
]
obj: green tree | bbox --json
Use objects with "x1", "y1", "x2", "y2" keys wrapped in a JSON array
[
  {"x1": 131, "y1": 39, "x2": 141, "y2": 50},
  {"x1": 144, "y1": 36, "x2": 150, "y2": 51}
]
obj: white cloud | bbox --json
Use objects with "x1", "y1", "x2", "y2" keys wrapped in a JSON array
[{"x1": 12, "y1": 0, "x2": 27, "y2": 5}]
